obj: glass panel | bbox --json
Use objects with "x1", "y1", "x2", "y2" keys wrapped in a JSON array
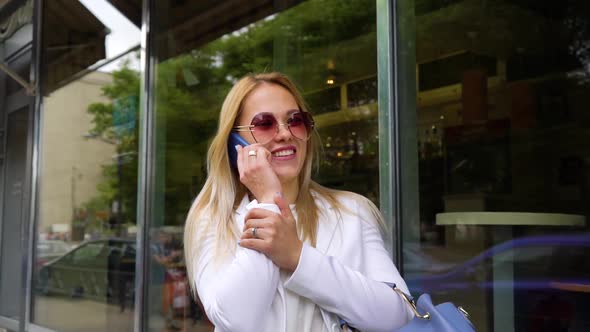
[
  {"x1": 150, "y1": 0, "x2": 378, "y2": 330},
  {"x1": 0, "y1": 108, "x2": 29, "y2": 319},
  {"x1": 0, "y1": 0, "x2": 33, "y2": 321},
  {"x1": 32, "y1": 1, "x2": 142, "y2": 331},
  {"x1": 400, "y1": 1, "x2": 590, "y2": 332}
]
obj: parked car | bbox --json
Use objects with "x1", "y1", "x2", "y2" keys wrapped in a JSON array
[
  {"x1": 36, "y1": 239, "x2": 72, "y2": 268},
  {"x1": 402, "y1": 244, "x2": 456, "y2": 279},
  {"x1": 37, "y1": 238, "x2": 136, "y2": 310},
  {"x1": 36, "y1": 235, "x2": 206, "y2": 325},
  {"x1": 405, "y1": 234, "x2": 590, "y2": 332}
]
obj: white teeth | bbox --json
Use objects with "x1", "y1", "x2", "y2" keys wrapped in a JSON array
[{"x1": 273, "y1": 149, "x2": 294, "y2": 157}]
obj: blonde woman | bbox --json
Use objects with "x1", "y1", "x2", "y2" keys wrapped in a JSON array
[{"x1": 184, "y1": 72, "x2": 412, "y2": 332}]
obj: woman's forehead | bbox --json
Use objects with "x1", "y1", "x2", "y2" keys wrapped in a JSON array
[
  {"x1": 239, "y1": 84, "x2": 299, "y2": 120},
  {"x1": 243, "y1": 83, "x2": 298, "y2": 109}
]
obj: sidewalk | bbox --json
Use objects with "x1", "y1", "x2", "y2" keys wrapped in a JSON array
[{"x1": 34, "y1": 295, "x2": 213, "y2": 332}]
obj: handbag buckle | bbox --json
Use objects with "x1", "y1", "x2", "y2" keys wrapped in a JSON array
[
  {"x1": 457, "y1": 306, "x2": 470, "y2": 319},
  {"x1": 393, "y1": 287, "x2": 431, "y2": 320}
]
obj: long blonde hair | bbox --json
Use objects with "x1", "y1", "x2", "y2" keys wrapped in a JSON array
[{"x1": 184, "y1": 72, "x2": 385, "y2": 296}]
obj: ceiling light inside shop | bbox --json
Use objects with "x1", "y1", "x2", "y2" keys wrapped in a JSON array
[{"x1": 326, "y1": 75, "x2": 335, "y2": 85}]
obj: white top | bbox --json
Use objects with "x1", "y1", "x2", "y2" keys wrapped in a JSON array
[
  {"x1": 193, "y1": 191, "x2": 413, "y2": 332},
  {"x1": 280, "y1": 270, "x2": 326, "y2": 332},
  {"x1": 276, "y1": 207, "x2": 327, "y2": 332}
]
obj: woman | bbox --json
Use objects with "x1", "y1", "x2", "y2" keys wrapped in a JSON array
[{"x1": 184, "y1": 72, "x2": 412, "y2": 332}]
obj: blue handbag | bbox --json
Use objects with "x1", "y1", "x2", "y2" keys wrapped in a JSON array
[
  {"x1": 341, "y1": 285, "x2": 475, "y2": 332},
  {"x1": 393, "y1": 286, "x2": 475, "y2": 332}
]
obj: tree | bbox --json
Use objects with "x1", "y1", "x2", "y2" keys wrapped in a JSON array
[
  {"x1": 85, "y1": 64, "x2": 140, "y2": 233},
  {"x1": 85, "y1": 0, "x2": 380, "y2": 228}
]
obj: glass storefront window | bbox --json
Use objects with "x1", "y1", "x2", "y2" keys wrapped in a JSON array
[
  {"x1": 399, "y1": 1, "x2": 590, "y2": 331},
  {"x1": 0, "y1": 0, "x2": 33, "y2": 326},
  {"x1": 149, "y1": 0, "x2": 379, "y2": 330},
  {"x1": 32, "y1": 1, "x2": 142, "y2": 331}
]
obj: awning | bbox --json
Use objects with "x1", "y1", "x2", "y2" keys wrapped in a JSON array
[
  {"x1": 108, "y1": 0, "x2": 301, "y2": 60},
  {"x1": 42, "y1": 0, "x2": 108, "y2": 94},
  {"x1": 107, "y1": 0, "x2": 141, "y2": 27},
  {"x1": 42, "y1": 0, "x2": 303, "y2": 93}
]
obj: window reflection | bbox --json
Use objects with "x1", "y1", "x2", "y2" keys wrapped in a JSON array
[
  {"x1": 150, "y1": 0, "x2": 378, "y2": 330},
  {"x1": 403, "y1": 1, "x2": 590, "y2": 331},
  {"x1": 33, "y1": 0, "x2": 141, "y2": 331}
]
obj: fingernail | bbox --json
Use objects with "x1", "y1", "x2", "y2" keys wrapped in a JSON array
[{"x1": 234, "y1": 145, "x2": 239, "y2": 151}]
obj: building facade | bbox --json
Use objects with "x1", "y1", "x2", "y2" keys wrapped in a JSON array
[{"x1": 0, "y1": 0, "x2": 589, "y2": 331}]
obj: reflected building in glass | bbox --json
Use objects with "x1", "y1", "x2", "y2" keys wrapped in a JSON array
[{"x1": 0, "y1": 0, "x2": 588, "y2": 331}]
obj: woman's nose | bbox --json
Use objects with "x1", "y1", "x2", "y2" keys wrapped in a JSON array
[{"x1": 274, "y1": 123, "x2": 292, "y2": 140}]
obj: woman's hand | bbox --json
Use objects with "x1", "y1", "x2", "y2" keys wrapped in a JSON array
[
  {"x1": 239, "y1": 194, "x2": 302, "y2": 272},
  {"x1": 236, "y1": 144, "x2": 282, "y2": 203}
]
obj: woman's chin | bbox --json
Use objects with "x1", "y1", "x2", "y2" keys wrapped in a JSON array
[{"x1": 275, "y1": 169, "x2": 300, "y2": 186}]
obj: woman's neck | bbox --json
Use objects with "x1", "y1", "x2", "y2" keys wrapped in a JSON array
[{"x1": 281, "y1": 179, "x2": 300, "y2": 204}]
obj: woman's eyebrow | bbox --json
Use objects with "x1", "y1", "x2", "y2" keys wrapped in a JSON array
[{"x1": 285, "y1": 108, "x2": 300, "y2": 115}]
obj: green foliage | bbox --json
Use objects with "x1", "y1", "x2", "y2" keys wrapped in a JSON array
[
  {"x1": 84, "y1": 64, "x2": 141, "y2": 228},
  {"x1": 85, "y1": 0, "x2": 378, "y2": 227}
]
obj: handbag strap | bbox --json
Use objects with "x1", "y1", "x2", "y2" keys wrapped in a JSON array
[{"x1": 390, "y1": 283, "x2": 431, "y2": 320}]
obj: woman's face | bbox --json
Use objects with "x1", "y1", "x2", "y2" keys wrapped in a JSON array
[{"x1": 236, "y1": 83, "x2": 309, "y2": 186}]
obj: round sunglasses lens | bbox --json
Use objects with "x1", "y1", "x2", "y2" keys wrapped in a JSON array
[
  {"x1": 287, "y1": 114, "x2": 306, "y2": 140},
  {"x1": 289, "y1": 113, "x2": 313, "y2": 140},
  {"x1": 250, "y1": 113, "x2": 277, "y2": 143}
]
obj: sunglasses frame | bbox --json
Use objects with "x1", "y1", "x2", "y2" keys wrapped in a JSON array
[{"x1": 232, "y1": 110, "x2": 315, "y2": 144}]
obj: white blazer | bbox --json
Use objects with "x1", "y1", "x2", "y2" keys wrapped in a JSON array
[{"x1": 193, "y1": 192, "x2": 413, "y2": 332}]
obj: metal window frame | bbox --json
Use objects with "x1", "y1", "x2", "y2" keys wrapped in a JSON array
[
  {"x1": 23, "y1": 0, "x2": 42, "y2": 331},
  {"x1": 0, "y1": 317, "x2": 18, "y2": 331},
  {"x1": 0, "y1": 54, "x2": 34, "y2": 332},
  {"x1": 377, "y1": 0, "x2": 402, "y2": 264},
  {"x1": 0, "y1": 61, "x2": 35, "y2": 95},
  {"x1": 378, "y1": 0, "x2": 420, "y2": 274},
  {"x1": 134, "y1": 0, "x2": 155, "y2": 331},
  {"x1": 0, "y1": 2, "x2": 37, "y2": 332},
  {"x1": 27, "y1": 323, "x2": 57, "y2": 332}
]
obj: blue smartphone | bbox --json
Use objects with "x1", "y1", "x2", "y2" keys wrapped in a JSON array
[{"x1": 227, "y1": 132, "x2": 250, "y2": 169}]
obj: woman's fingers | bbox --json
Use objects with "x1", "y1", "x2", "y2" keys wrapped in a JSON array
[
  {"x1": 239, "y1": 193, "x2": 302, "y2": 271},
  {"x1": 240, "y1": 144, "x2": 269, "y2": 170},
  {"x1": 244, "y1": 208, "x2": 277, "y2": 221},
  {"x1": 238, "y1": 237, "x2": 270, "y2": 253},
  {"x1": 235, "y1": 144, "x2": 245, "y2": 175},
  {"x1": 240, "y1": 226, "x2": 270, "y2": 240},
  {"x1": 236, "y1": 144, "x2": 282, "y2": 203},
  {"x1": 242, "y1": 217, "x2": 270, "y2": 232}
]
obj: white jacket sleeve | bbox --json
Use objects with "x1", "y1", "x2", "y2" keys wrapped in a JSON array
[
  {"x1": 193, "y1": 202, "x2": 281, "y2": 332},
  {"x1": 283, "y1": 200, "x2": 413, "y2": 332}
]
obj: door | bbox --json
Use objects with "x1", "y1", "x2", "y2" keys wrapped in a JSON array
[
  {"x1": 0, "y1": 106, "x2": 30, "y2": 318},
  {"x1": 0, "y1": 34, "x2": 33, "y2": 332}
]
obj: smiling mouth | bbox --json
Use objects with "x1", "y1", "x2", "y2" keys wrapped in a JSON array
[{"x1": 273, "y1": 149, "x2": 295, "y2": 157}]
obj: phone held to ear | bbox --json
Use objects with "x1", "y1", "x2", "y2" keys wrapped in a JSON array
[{"x1": 228, "y1": 133, "x2": 250, "y2": 169}]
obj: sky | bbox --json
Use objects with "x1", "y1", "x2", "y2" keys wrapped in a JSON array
[{"x1": 79, "y1": 0, "x2": 141, "y2": 72}]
